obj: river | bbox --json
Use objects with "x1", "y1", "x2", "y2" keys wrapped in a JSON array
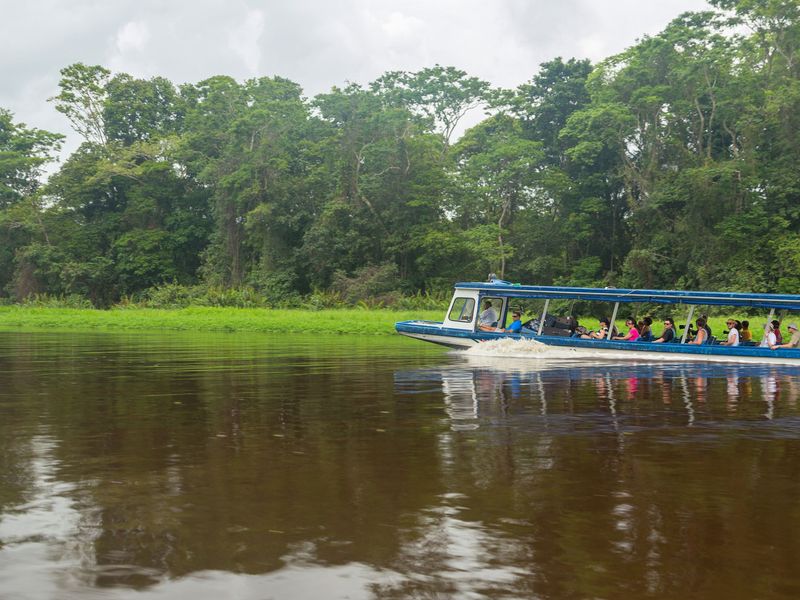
[{"x1": 1, "y1": 332, "x2": 800, "y2": 599}]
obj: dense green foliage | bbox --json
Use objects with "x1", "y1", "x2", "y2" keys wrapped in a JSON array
[{"x1": 3, "y1": 0, "x2": 800, "y2": 305}]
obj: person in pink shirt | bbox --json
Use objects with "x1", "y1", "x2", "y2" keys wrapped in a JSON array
[{"x1": 613, "y1": 317, "x2": 640, "y2": 341}]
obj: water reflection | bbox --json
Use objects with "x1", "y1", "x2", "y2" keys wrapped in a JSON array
[
  {"x1": 3, "y1": 333, "x2": 800, "y2": 598},
  {"x1": 396, "y1": 356, "x2": 800, "y2": 431},
  {"x1": 396, "y1": 355, "x2": 800, "y2": 598}
]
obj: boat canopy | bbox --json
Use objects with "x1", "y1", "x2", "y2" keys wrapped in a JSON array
[{"x1": 456, "y1": 282, "x2": 800, "y2": 311}]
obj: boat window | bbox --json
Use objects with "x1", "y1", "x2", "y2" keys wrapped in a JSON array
[{"x1": 448, "y1": 297, "x2": 476, "y2": 322}]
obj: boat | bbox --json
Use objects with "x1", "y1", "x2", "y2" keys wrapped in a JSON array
[{"x1": 395, "y1": 280, "x2": 800, "y2": 364}]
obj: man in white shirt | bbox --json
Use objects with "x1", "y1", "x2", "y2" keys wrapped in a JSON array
[{"x1": 478, "y1": 300, "x2": 498, "y2": 331}]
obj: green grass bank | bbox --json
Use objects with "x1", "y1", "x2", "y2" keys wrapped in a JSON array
[
  {"x1": 0, "y1": 306, "x2": 780, "y2": 341},
  {"x1": 0, "y1": 306, "x2": 443, "y2": 335}
]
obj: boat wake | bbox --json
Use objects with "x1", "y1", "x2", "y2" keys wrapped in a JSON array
[
  {"x1": 459, "y1": 337, "x2": 783, "y2": 368},
  {"x1": 459, "y1": 338, "x2": 674, "y2": 370},
  {"x1": 464, "y1": 337, "x2": 581, "y2": 359}
]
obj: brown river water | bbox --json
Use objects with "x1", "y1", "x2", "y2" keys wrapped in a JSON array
[{"x1": 1, "y1": 331, "x2": 800, "y2": 599}]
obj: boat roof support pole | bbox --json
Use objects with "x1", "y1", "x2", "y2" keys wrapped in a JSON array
[
  {"x1": 607, "y1": 302, "x2": 620, "y2": 340},
  {"x1": 538, "y1": 299, "x2": 550, "y2": 336},
  {"x1": 681, "y1": 306, "x2": 695, "y2": 344}
]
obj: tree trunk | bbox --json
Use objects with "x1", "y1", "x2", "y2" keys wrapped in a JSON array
[{"x1": 498, "y1": 198, "x2": 510, "y2": 279}]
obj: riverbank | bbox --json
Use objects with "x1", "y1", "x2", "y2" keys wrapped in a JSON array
[
  {"x1": 0, "y1": 306, "x2": 443, "y2": 335},
  {"x1": 0, "y1": 306, "x2": 776, "y2": 341}
]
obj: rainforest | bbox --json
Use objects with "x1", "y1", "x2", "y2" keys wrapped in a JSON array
[{"x1": 2, "y1": 0, "x2": 800, "y2": 308}]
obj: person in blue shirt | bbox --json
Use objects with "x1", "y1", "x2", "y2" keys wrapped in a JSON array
[{"x1": 502, "y1": 311, "x2": 523, "y2": 333}]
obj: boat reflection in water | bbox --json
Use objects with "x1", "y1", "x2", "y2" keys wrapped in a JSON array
[
  {"x1": 391, "y1": 355, "x2": 800, "y2": 598},
  {"x1": 396, "y1": 353, "x2": 800, "y2": 431}
]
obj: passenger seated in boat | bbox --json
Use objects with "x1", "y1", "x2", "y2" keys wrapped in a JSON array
[
  {"x1": 613, "y1": 317, "x2": 640, "y2": 341},
  {"x1": 719, "y1": 319, "x2": 740, "y2": 346},
  {"x1": 501, "y1": 311, "x2": 523, "y2": 334},
  {"x1": 740, "y1": 320, "x2": 752, "y2": 342},
  {"x1": 638, "y1": 316, "x2": 654, "y2": 341},
  {"x1": 688, "y1": 318, "x2": 709, "y2": 345},
  {"x1": 478, "y1": 300, "x2": 498, "y2": 331},
  {"x1": 759, "y1": 322, "x2": 777, "y2": 348},
  {"x1": 701, "y1": 314, "x2": 712, "y2": 340},
  {"x1": 580, "y1": 318, "x2": 616, "y2": 340},
  {"x1": 770, "y1": 323, "x2": 800, "y2": 349},
  {"x1": 772, "y1": 320, "x2": 783, "y2": 344},
  {"x1": 651, "y1": 318, "x2": 676, "y2": 343}
]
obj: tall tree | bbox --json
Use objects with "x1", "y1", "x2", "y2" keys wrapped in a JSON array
[
  {"x1": 372, "y1": 65, "x2": 490, "y2": 147},
  {"x1": 0, "y1": 109, "x2": 63, "y2": 297},
  {"x1": 104, "y1": 74, "x2": 183, "y2": 145},
  {"x1": 49, "y1": 63, "x2": 111, "y2": 146},
  {"x1": 450, "y1": 115, "x2": 544, "y2": 279},
  {"x1": 306, "y1": 83, "x2": 447, "y2": 289}
]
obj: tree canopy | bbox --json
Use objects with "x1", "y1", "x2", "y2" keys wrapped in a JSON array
[{"x1": 3, "y1": 1, "x2": 800, "y2": 305}]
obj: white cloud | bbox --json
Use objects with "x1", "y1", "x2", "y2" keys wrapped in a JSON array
[
  {"x1": 116, "y1": 21, "x2": 150, "y2": 54},
  {"x1": 108, "y1": 20, "x2": 153, "y2": 76},
  {"x1": 381, "y1": 11, "x2": 424, "y2": 40},
  {"x1": 578, "y1": 33, "x2": 612, "y2": 62},
  {"x1": 228, "y1": 9, "x2": 265, "y2": 76},
  {"x1": 0, "y1": 0, "x2": 712, "y2": 161}
]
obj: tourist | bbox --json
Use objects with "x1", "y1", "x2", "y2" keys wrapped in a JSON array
[
  {"x1": 613, "y1": 317, "x2": 640, "y2": 341},
  {"x1": 740, "y1": 320, "x2": 752, "y2": 342},
  {"x1": 688, "y1": 318, "x2": 709, "y2": 345},
  {"x1": 652, "y1": 318, "x2": 676, "y2": 343},
  {"x1": 770, "y1": 323, "x2": 800, "y2": 349},
  {"x1": 581, "y1": 317, "x2": 615, "y2": 340},
  {"x1": 639, "y1": 316, "x2": 654, "y2": 341},
  {"x1": 700, "y1": 314, "x2": 712, "y2": 340},
  {"x1": 719, "y1": 319, "x2": 740, "y2": 346},
  {"x1": 759, "y1": 322, "x2": 777, "y2": 348},
  {"x1": 772, "y1": 320, "x2": 783, "y2": 345}
]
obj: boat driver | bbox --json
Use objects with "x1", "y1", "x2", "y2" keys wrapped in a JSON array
[{"x1": 478, "y1": 300, "x2": 498, "y2": 331}]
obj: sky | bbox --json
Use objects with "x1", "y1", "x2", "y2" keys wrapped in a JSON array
[{"x1": 1, "y1": 0, "x2": 710, "y2": 159}]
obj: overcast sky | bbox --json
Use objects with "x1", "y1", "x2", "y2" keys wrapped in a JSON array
[{"x1": 2, "y1": 0, "x2": 710, "y2": 158}]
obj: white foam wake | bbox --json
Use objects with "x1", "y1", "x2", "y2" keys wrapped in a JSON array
[{"x1": 464, "y1": 337, "x2": 579, "y2": 358}]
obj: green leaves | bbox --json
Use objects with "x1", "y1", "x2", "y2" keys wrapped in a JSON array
[
  {"x1": 49, "y1": 63, "x2": 111, "y2": 145},
  {"x1": 5, "y1": 5, "x2": 800, "y2": 306},
  {"x1": 773, "y1": 233, "x2": 800, "y2": 292},
  {"x1": 0, "y1": 109, "x2": 63, "y2": 207},
  {"x1": 372, "y1": 65, "x2": 490, "y2": 146}
]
